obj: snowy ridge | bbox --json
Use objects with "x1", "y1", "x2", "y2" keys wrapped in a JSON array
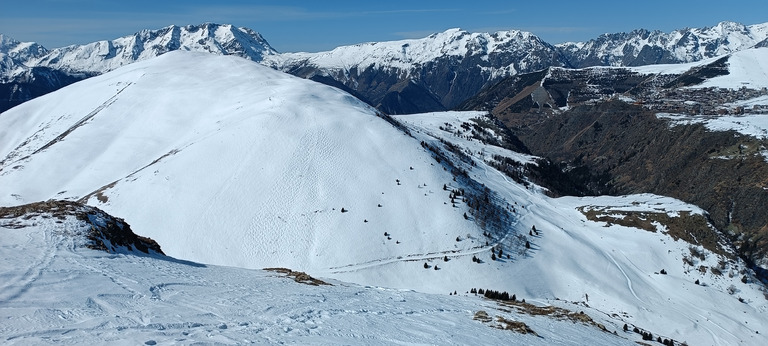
[
  {"x1": 557, "y1": 21, "x2": 768, "y2": 67},
  {"x1": 1, "y1": 23, "x2": 277, "y2": 78},
  {"x1": 265, "y1": 28, "x2": 555, "y2": 77},
  {"x1": 0, "y1": 34, "x2": 49, "y2": 80}
]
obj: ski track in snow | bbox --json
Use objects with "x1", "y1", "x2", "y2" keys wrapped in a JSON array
[
  {"x1": 0, "y1": 226, "x2": 57, "y2": 302},
  {"x1": 604, "y1": 252, "x2": 643, "y2": 303}
]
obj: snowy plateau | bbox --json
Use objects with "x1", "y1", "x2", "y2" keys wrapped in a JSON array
[{"x1": 1, "y1": 50, "x2": 767, "y2": 346}]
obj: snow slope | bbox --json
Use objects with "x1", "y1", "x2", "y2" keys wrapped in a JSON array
[
  {"x1": 1, "y1": 53, "x2": 767, "y2": 345},
  {"x1": 0, "y1": 206, "x2": 637, "y2": 345},
  {"x1": 650, "y1": 48, "x2": 768, "y2": 140},
  {"x1": 392, "y1": 111, "x2": 768, "y2": 346},
  {"x1": 697, "y1": 47, "x2": 768, "y2": 89},
  {"x1": 0, "y1": 51, "x2": 486, "y2": 274}
]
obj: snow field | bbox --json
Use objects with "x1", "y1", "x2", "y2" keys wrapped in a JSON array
[{"x1": 0, "y1": 216, "x2": 637, "y2": 345}]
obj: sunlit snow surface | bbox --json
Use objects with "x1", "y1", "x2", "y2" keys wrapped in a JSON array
[
  {"x1": 1, "y1": 52, "x2": 767, "y2": 345},
  {"x1": 0, "y1": 216, "x2": 636, "y2": 345}
]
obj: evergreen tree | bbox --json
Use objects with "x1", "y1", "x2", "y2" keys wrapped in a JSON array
[
  {"x1": 424, "y1": 262, "x2": 429, "y2": 269},
  {"x1": 491, "y1": 253, "x2": 497, "y2": 261},
  {"x1": 525, "y1": 241, "x2": 530, "y2": 249},
  {"x1": 623, "y1": 324, "x2": 628, "y2": 332}
]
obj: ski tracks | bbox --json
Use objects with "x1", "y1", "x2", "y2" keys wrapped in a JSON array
[{"x1": 0, "y1": 226, "x2": 58, "y2": 303}]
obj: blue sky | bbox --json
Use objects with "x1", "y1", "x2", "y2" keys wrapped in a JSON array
[{"x1": 1, "y1": 0, "x2": 766, "y2": 52}]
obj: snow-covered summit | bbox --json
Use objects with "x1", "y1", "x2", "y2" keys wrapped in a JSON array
[
  {"x1": 0, "y1": 50, "x2": 486, "y2": 274},
  {"x1": 1, "y1": 23, "x2": 277, "y2": 78},
  {"x1": 267, "y1": 27, "x2": 552, "y2": 71},
  {"x1": 557, "y1": 21, "x2": 768, "y2": 67},
  {"x1": 0, "y1": 34, "x2": 49, "y2": 79}
]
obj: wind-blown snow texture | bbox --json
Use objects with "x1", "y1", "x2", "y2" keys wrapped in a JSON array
[
  {"x1": 0, "y1": 208, "x2": 639, "y2": 345},
  {"x1": 1, "y1": 52, "x2": 766, "y2": 345}
]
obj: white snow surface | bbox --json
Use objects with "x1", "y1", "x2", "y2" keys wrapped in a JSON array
[
  {"x1": 627, "y1": 47, "x2": 768, "y2": 86},
  {"x1": 264, "y1": 28, "x2": 548, "y2": 75},
  {"x1": 658, "y1": 113, "x2": 768, "y2": 140},
  {"x1": 697, "y1": 48, "x2": 768, "y2": 89},
  {"x1": 0, "y1": 51, "x2": 484, "y2": 274},
  {"x1": 1, "y1": 24, "x2": 276, "y2": 79},
  {"x1": 556, "y1": 21, "x2": 768, "y2": 66},
  {"x1": 0, "y1": 213, "x2": 637, "y2": 345},
  {"x1": 1, "y1": 52, "x2": 767, "y2": 345}
]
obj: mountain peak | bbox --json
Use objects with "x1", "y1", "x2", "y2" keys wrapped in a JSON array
[{"x1": 12, "y1": 23, "x2": 278, "y2": 75}]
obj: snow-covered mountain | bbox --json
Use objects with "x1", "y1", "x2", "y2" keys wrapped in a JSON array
[
  {"x1": 33, "y1": 23, "x2": 276, "y2": 75},
  {"x1": 557, "y1": 21, "x2": 768, "y2": 67},
  {"x1": 0, "y1": 34, "x2": 48, "y2": 77},
  {"x1": 265, "y1": 28, "x2": 562, "y2": 113},
  {"x1": 0, "y1": 50, "x2": 489, "y2": 274},
  {"x1": 3, "y1": 21, "x2": 768, "y2": 115},
  {"x1": 1, "y1": 51, "x2": 766, "y2": 345},
  {"x1": 0, "y1": 23, "x2": 278, "y2": 113}
]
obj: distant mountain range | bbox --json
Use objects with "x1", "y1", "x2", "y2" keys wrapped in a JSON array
[{"x1": 2, "y1": 21, "x2": 767, "y2": 114}]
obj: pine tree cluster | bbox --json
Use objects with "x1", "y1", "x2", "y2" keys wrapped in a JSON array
[{"x1": 470, "y1": 288, "x2": 516, "y2": 301}]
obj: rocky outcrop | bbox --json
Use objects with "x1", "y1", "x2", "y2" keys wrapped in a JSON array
[
  {"x1": 0, "y1": 200, "x2": 163, "y2": 255},
  {"x1": 501, "y1": 100, "x2": 768, "y2": 271}
]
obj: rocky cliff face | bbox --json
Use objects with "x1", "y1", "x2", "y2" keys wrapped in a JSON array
[
  {"x1": 556, "y1": 21, "x2": 768, "y2": 67},
  {"x1": 505, "y1": 101, "x2": 768, "y2": 271},
  {"x1": 458, "y1": 51, "x2": 768, "y2": 273}
]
